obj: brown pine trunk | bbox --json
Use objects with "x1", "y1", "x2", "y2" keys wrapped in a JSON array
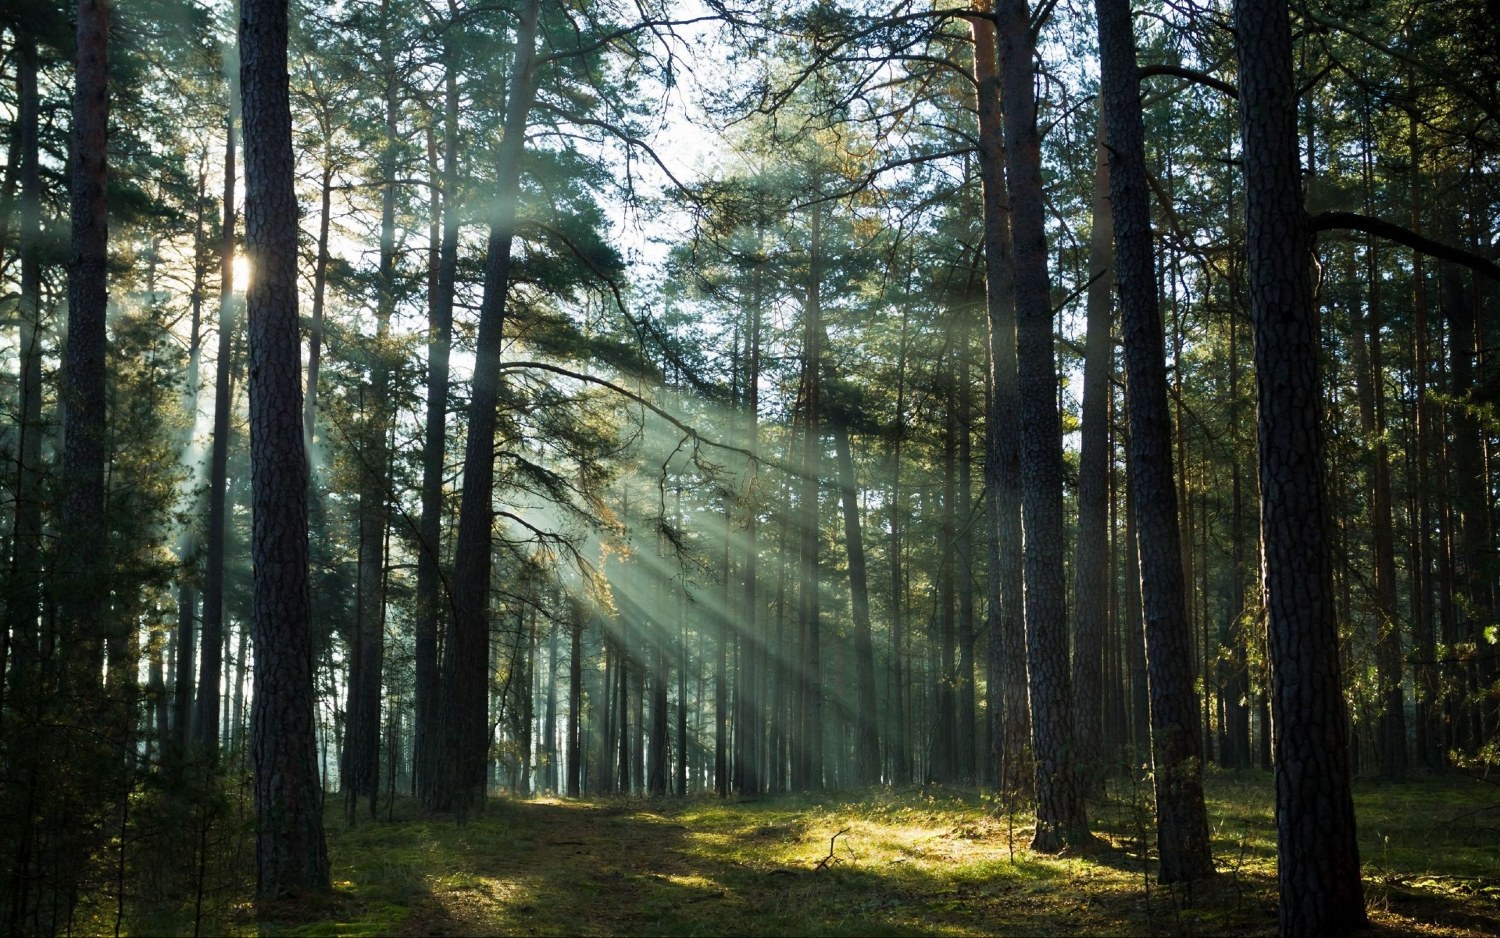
[
  {"x1": 435, "y1": 0, "x2": 540, "y2": 814},
  {"x1": 242, "y1": 0, "x2": 330, "y2": 898},
  {"x1": 415, "y1": 20, "x2": 460, "y2": 806},
  {"x1": 970, "y1": 3, "x2": 1030, "y2": 797},
  {"x1": 59, "y1": 0, "x2": 111, "y2": 693},
  {"x1": 994, "y1": 0, "x2": 1087, "y2": 849},
  {"x1": 1096, "y1": 0, "x2": 1214, "y2": 881},
  {"x1": 1233, "y1": 0, "x2": 1366, "y2": 926}
]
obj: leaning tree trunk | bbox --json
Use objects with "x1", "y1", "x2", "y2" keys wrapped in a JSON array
[
  {"x1": 1233, "y1": 0, "x2": 1366, "y2": 927},
  {"x1": 241, "y1": 0, "x2": 330, "y2": 899},
  {"x1": 994, "y1": 0, "x2": 1087, "y2": 849},
  {"x1": 433, "y1": 0, "x2": 540, "y2": 815},
  {"x1": 1095, "y1": 0, "x2": 1215, "y2": 882}
]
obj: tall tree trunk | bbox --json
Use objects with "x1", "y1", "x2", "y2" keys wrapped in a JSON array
[
  {"x1": 59, "y1": 0, "x2": 111, "y2": 694},
  {"x1": 435, "y1": 0, "x2": 540, "y2": 815},
  {"x1": 934, "y1": 367, "x2": 959, "y2": 784},
  {"x1": 567, "y1": 600, "x2": 583, "y2": 797},
  {"x1": 972, "y1": 2, "x2": 1031, "y2": 797},
  {"x1": 172, "y1": 158, "x2": 211, "y2": 753},
  {"x1": 347, "y1": 13, "x2": 399, "y2": 820},
  {"x1": 956, "y1": 319, "x2": 978, "y2": 784},
  {"x1": 198, "y1": 93, "x2": 238, "y2": 755},
  {"x1": 242, "y1": 0, "x2": 330, "y2": 898},
  {"x1": 832, "y1": 418, "x2": 880, "y2": 786},
  {"x1": 1071, "y1": 126, "x2": 1115, "y2": 792},
  {"x1": 1351, "y1": 255, "x2": 1406, "y2": 781},
  {"x1": 1444, "y1": 268, "x2": 1489, "y2": 758},
  {"x1": 415, "y1": 23, "x2": 460, "y2": 807},
  {"x1": 1409, "y1": 169, "x2": 1441, "y2": 770},
  {"x1": 994, "y1": 0, "x2": 1086, "y2": 849},
  {"x1": 1233, "y1": 0, "x2": 1366, "y2": 926},
  {"x1": 1224, "y1": 308, "x2": 1252, "y2": 770},
  {"x1": 1095, "y1": 0, "x2": 1214, "y2": 882}
]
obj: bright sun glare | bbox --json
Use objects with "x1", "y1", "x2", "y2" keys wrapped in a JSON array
[{"x1": 232, "y1": 254, "x2": 251, "y2": 290}]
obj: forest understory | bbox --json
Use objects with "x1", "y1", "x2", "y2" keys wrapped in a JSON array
[{"x1": 82, "y1": 772, "x2": 1499, "y2": 937}]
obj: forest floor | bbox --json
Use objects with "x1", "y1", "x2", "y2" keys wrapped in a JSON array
[{"x1": 238, "y1": 771, "x2": 1498, "y2": 937}]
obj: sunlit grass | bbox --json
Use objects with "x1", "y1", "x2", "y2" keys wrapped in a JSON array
[{"x1": 231, "y1": 771, "x2": 1499, "y2": 936}]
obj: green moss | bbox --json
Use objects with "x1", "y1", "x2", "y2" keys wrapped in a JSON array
[{"x1": 163, "y1": 774, "x2": 1494, "y2": 936}]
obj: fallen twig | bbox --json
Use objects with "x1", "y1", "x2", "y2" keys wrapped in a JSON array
[{"x1": 815, "y1": 828, "x2": 852, "y2": 871}]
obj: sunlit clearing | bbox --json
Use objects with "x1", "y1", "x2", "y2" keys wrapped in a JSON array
[{"x1": 232, "y1": 254, "x2": 250, "y2": 290}]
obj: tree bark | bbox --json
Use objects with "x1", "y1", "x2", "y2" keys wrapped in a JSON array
[
  {"x1": 59, "y1": 0, "x2": 111, "y2": 693},
  {"x1": 434, "y1": 0, "x2": 540, "y2": 815},
  {"x1": 1232, "y1": 0, "x2": 1366, "y2": 926},
  {"x1": 994, "y1": 0, "x2": 1087, "y2": 850},
  {"x1": 241, "y1": 0, "x2": 330, "y2": 899},
  {"x1": 1096, "y1": 0, "x2": 1215, "y2": 881},
  {"x1": 971, "y1": 3, "x2": 1030, "y2": 797},
  {"x1": 1071, "y1": 126, "x2": 1115, "y2": 793}
]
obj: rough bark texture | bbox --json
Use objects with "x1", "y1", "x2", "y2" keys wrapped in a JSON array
[
  {"x1": 1095, "y1": 0, "x2": 1215, "y2": 882},
  {"x1": 970, "y1": 4, "x2": 1030, "y2": 797},
  {"x1": 434, "y1": 0, "x2": 540, "y2": 814},
  {"x1": 241, "y1": 0, "x2": 331, "y2": 899},
  {"x1": 1232, "y1": 0, "x2": 1366, "y2": 927},
  {"x1": 994, "y1": 0, "x2": 1086, "y2": 849}
]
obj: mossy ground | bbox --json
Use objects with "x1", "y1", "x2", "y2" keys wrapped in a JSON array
[{"x1": 225, "y1": 770, "x2": 1499, "y2": 936}]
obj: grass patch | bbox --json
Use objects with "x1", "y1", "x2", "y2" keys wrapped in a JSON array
[{"x1": 220, "y1": 771, "x2": 1500, "y2": 936}]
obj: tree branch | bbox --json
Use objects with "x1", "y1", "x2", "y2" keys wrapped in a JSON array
[
  {"x1": 1139, "y1": 63, "x2": 1237, "y2": 99},
  {"x1": 1311, "y1": 211, "x2": 1500, "y2": 282}
]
